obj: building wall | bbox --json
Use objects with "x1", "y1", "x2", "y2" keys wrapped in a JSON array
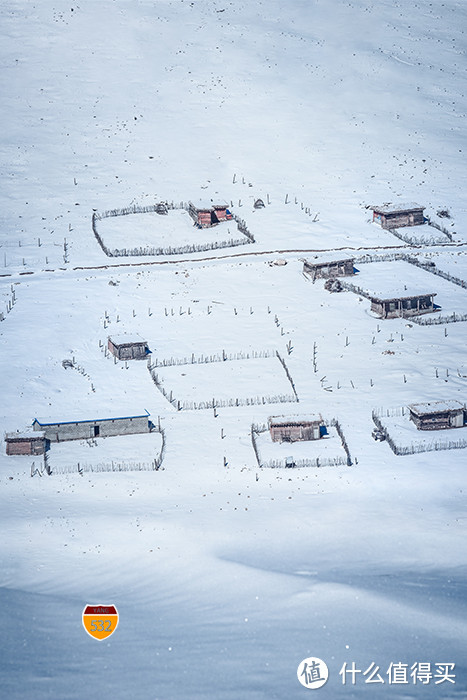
[
  {"x1": 270, "y1": 423, "x2": 321, "y2": 442},
  {"x1": 108, "y1": 340, "x2": 147, "y2": 360},
  {"x1": 380, "y1": 211, "x2": 425, "y2": 228},
  {"x1": 6, "y1": 439, "x2": 45, "y2": 455},
  {"x1": 451, "y1": 411, "x2": 464, "y2": 428},
  {"x1": 34, "y1": 416, "x2": 150, "y2": 442},
  {"x1": 304, "y1": 260, "x2": 354, "y2": 279},
  {"x1": 198, "y1": 211, "x2": 212, "y2": 227},
  {"x1": 410, "y1": 409, "x2": 464, "y2": 430},
  {"x1": 371, "y1": 297, "x2": 434, "y2": 319},
  {"x1": 214, "y1": 207, "x2": 228, "y2": 221}
]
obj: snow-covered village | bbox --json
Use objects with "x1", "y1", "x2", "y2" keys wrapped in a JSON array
[{"x1": 1, "y1": 1, "x2": 466, "y2": 698}]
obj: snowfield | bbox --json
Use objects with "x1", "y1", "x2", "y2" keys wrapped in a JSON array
[{"x1": 1, "y1": 0, "x2": 467, "y2": 698}]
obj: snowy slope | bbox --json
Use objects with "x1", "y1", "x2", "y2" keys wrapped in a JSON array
[{"x1": 1, "y1": 1, "x2": 467, "y2": 698}]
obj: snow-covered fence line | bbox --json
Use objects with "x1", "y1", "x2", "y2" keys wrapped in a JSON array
[
  {"x1": 425, "y1": 216, "x2": 454, "y2": 241},
  {"x1": 178, "y1": 394, "x2": 297, "y2": 411},
  {"x1": 230, "y1": 213, "x2": 255, "y2": 243},
  {"x1": 257, "y1": 455, "x2": 346, "y2": 468},
  {"x1": 387, "y1": 227, "x2": 448, "y2": 246},
  {"x1": 373, "y1": 406, "x2": 408, "y2": 418},
  {"x1": 50, "y1": 459, "x2": 161, "y2": 475},
  {"x1": 94, "y1": 202, "x2": 182, "y2": 220},
  {"x1": 92, "y1": 212, "x2": 112, "y2": 256},
  {"x1": 153, "y1": 427, "x2": 166, "y2": 470},
  {"x1": 339, "y1": 280, "x2": 373, "y2": 299},
  {"x1": 355, "y1": 252, "x2": 405, "y2": 265},
  {"x1": 0, "y1": 283, "x2": 17, "y2": 321},
  {"x1": 410, "y1": 311, "x2": 467, "y2": 325},
  {"x1": 250, "y1": 425, "x2": 262, "y2": 466},
  {"x1": 275, "y1": 351, "x2": 299, "y2": 401},
  {"x1": 372, "y1": 411, "x2": 467, "y2": 456},
  {"x1": 102, "y1": 236, "x2": 252, "y2": 258},
  {"x1": 148, "y1": 349, "x2": 274, "y2": 369},
  {"x1": 147, "y1": 366, "x2": 178, "y2": 408},
  {"x1": 43, "y1": 450, "x2": 51, "y2": 475},
  {"x1": 405, "y1": 256, "x2": 467, "y2": 290},
  {"x1": 330, "y1": 418, "x2": 352, "y2": 466}
]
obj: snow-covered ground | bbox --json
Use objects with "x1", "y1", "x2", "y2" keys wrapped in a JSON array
[{"x1": 1, "y1": 0, "x2": 467, "y2": 698}]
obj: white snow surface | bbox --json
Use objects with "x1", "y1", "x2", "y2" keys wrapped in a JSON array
[{"x1": 1, "y1": 1, "x2": 467, "y2": 698}]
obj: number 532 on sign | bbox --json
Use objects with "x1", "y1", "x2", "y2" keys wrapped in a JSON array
[{"x1": 82, "y1": 605, "x2": 118, "y2": 641}]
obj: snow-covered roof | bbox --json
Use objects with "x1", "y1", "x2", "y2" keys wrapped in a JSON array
[
  {"x1": 268, "y1": 413, "x2": 324, "y2": 425},
  {"x1": 370, "y1": 291, "x2": 436, "y2": 302},
  {"x1": 304, "y1": 253, "x2": 354, "y2": 266},
  {"x1": 109, "y1": 334, "x2": 147, "y2": 346},
  {"x1": 371, "y1": 203, "x2": 424, "y2": 215},
  {"x1": 6, "y1": 430, "x2": 45, "y2": 440},
  {"x1": 33, "y1": 409, "x2": 150, "y2": 426},
  {"x1": 408, "y1": 400, "x2": 465, "y2": 416},
  {"x1": 189, "y1": 199, "x2": 230, "y2": 211}
]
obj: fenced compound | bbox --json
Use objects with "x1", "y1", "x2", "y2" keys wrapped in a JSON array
[
  {"x1": 32, "y1": 427, "x2": 166, "y2": 476},
  {"x1": 148, "y1": 351, "x2": 299, "y2": 411},
  {"x1": 250, "y1": 418, "x2": 351, "y2": 468},
  {"x1": 92, "y1": 201, "x2": 254, "y2": 258},
  {"x1": 355, "y1": 251, "x2": 467, "y2": 290},
  {"x1": 341, "y1": 254, "x2": 467, "y2": 324},
  {"x1": 372, "y1": 408, "x2": 467, "y2": 456}
]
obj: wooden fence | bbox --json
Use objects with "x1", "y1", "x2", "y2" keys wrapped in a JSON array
[
  {"x1": 92, "y1": 201, "x2": 254, "y2": 258},
  {"x1": 371, "y1": 410, "x2": 467, "y2": 456},
  {"x1": 147, "y1": 351, "x2": 299, "y2": 411},
  {"x1": 33, "y1": 427, "x2": 166, "y2": 476},
  {"x1": 250, "y1": 418, "x2": 351, "y2": 468}
]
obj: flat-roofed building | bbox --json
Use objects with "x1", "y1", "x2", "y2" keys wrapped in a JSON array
[
  {"x1": 408, "y1": 400, "x2": 465, "y2": 431},
  {"x1": 108, "y1": 335, "x2": 149, "y2": 360},
  {"x1": 371, "y1": 203, "x2": 425, "y2": 228},
  {"x1": 370, "y1": 292, "x2": 437, "y2": 319},
  {"x1": 32, "y1": 410, "x2": 152, "y2": 442},
  {"x1": 5, "y1": 431, "x2": 46, "y2": 455},
  {"x1": 268, "y1": 414, "x2": 325, "y2": 442}
]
